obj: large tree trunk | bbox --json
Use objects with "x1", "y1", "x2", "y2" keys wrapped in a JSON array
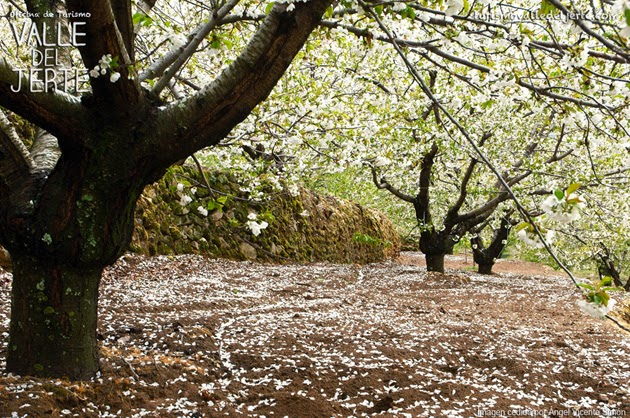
[
  {"x1": 0, "y1": 0, "x2": 333, "y2": 380},
  {"x1": 425, "y1": 253, "x2": 445, "y2": 273},
  {"x1": 419, "y1": 230, "x2": 454, "y2": 274},
  {"x1": 7, "y1": 255, "x2": 102, "y2": 379},
  {"x1": 2, "y1": 145, "x2": 148, "y2": 379}
]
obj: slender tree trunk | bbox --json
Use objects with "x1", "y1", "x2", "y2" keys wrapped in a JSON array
[
  {"x1": 7, "y1": 255, "x2": 102, "y2": 379},
  {"x1": 425, "y1": 253, "x2": 445, "y2": 273}
]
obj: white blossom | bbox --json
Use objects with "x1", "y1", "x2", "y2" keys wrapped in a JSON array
[
  {"x1": 577, "y1": 299, "x2": 615, "y2": 318},
  {"x1": 445, "y1": 0, "x2": 464, "y2": 16},
  {"x1": 197, "y1": 206, "x2": 208, "y2": 216},
  {"x1": 179, "y1": 195, "x2": 193, "y2": 207},
  {"x1": 246, "y1": 220, "x2": 269, "y2": 236}
]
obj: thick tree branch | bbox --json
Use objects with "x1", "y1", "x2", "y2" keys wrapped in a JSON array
[
  {"x1": 30, "y1": 130, "x2": 61, "y2": 174},
  {"x1": 153, "y1": 0, "x2": 334, "y2": 165},
  {"x1": 0, "y1": 111, "x2": 34, "y2": 190},
  {"x1": 371, "y1": 167, "x2": 415, "y2": 203},
  {"x1": 149, "y1": 0, "x2": 241, "y2": 95},
  {"x1": 65, "y1": 0, "x2": 142, "y2": 106},
  {"x1": 445, "y1": 157, "x2": 478, "y2": 222},
  {"x1": 414, "y1": 143, "x2": 438, "y2": 224},
  {"x1": 0, "y1": 59, "x2": 87, "y2": 145},
  {"x1": 111, "y1": 0, "x2": 134, "y2": 62}
]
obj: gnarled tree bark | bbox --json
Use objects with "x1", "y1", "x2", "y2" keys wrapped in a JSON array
[{"x1": 0, "y1": 0, "x2": 333, "y2": 379}]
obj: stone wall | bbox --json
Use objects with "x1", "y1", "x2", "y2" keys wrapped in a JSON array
[{"x1": 130, "y1": 166, "x2": 400, "y2": 263}]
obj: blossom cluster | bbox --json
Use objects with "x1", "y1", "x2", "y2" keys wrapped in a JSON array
[
  {"x1": 246, "y1": 213, "x2": 268, "y2": 236},
  {"x1": 541, "y1": 192, "x2": 586, "y2": 223},
  {"x1": 88, "y1": 54, "x2": 121, "y2": 83}
]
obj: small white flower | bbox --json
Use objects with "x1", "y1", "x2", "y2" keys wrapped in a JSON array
[
  {"x1": 89, "y1": 67, "x2": 100, "y2": 78},
  {"x1": 110, "y1": 72, "x2": 121, "y2": 83},
  {"x1": 445, "y1": 0, "x2": 464, "y2": 16},
  {"x1": 176, "y1": 183, "x2": 185, "y2": 192},
  {"x1": 517, "y1": 228, "x2": 554, "y2": 249},
  {"x1": 392, "y1": 2, "x2": 406, "y2": 11},
  {"x1": 179, "y1": 195, "x2": 193, "y2": 206},
  {"x1": 247, "y1": 212, "x2": 258, "y2": 220},
  {"x1": 197, "y1": 206, "x2": 208, "y2": 217},
  {"x1": 577, "y1": 300, "x2": 610, "y2": 318},
  {"x1": 246, "y1": 220, "x2": 268, "y2": 236},
  {"x1": 100, "y1": 68, "x2": 107, "y2": 75},
  {"x1": 169, "y1": 34, "x2": 188, "y2": 49},
  {"x1": 620, "y1": 26, "x2": 630, "y2": 39},
  {"x1": 374, "y1": 156, "x2": 391, "y2": 167},
  {"x1": 286, "y1": 3, "x2": 295, "y2": 11},
  {"x1": 300, "y1": 210, "x2": 310, "y2": 217}
]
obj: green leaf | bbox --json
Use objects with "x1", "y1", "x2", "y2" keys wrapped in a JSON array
[
  {"x1": 265, "y1": 2, "x2": 275, "y2": 14},
  {"x1": 325, "y1": 5, "x2": 334, "y2": 18},
  {"x1": 132, "y1": 12, "x2": 145, "y2": 25},
  {"x1": 600, "y1": 276, "x2": 613, "y2": 286},
  {"x1": 217, "y1": 195, "x2": 228, "y2": 204},
  {"x1": 206, "y1": 200, "x2": 221, "y2": 211},
  {"x1": 462, "y1": 0, "x2": 469, "y2": 13},
  {"x1": 514, "y1": 222, "x2": 530, "y2": 233},
  {"x1": 597, "y1": 291, "x2": 610, "y2": 307},
  {"x1": 625, "y1": 8, "x2": 630, "y2": 26},
  {"x1": 481, "y1": 99, "x2": 495, "y2": 109},
  {"x1": 578, "y1": 283, "x2": 595, "y2": 291},
  {"x1": 539, "y1": 0, "x2": 555, "y2": 16},
  {"x1": 602, "y1": 286, "x2": 624, "y2": 292},
  {"x1": 554, "y1": 189, "x2": 564, "y2": 200},
  {"x1": 374, "y1": 4, "x2": 383, "y2": 16},
  {"x1": 211, "y1": 38, "x2": 222, "y2": 49},
  {"x1": 565, "y1": 182, "x2": 581, "y2": 196},
  {"x1": 132, "y1": 12, "x2": 153, "y2": 27}
]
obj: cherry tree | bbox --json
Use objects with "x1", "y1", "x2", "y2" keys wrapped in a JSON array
[
  {"x1": 470, "y1": 213, "x2": 515, "y2": 274},
  {"x1": 2, "y1": 0, "x2": 629, "y2": 379},
  {"x1": 0, "y1": 0, "x2": 333, "y2": 379},
  {"x1": 217, "y1": 0, "x2": 630, "y2": 277}
]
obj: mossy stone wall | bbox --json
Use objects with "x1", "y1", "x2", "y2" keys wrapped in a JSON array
[{"x1": 131, "y1": 166, "x2": 400, "y2": 263}]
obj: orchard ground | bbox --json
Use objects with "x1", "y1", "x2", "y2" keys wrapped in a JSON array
[{"x1": 1, "y1": 253, "x2": 630, "y2": 417}]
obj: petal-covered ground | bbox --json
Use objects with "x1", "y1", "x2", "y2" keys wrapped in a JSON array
[{"x1": 1, "y1": 253, "x2": 630, "y2": 417}]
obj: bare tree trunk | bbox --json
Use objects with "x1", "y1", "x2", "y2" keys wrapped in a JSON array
[
  {"x1": 477, "y1": 263, "x2": 494, "y2": 275},
  {"x1": 7, "y1": 255, "x2": 102, "y2": 379},
  {"x1": 425, "y1": 253, "x2": 445, "y2": 273}
]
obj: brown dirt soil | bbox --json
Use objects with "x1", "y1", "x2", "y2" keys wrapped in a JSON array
[{"x1": 1, "y1": 252, "x2": 630, "y2": 417}]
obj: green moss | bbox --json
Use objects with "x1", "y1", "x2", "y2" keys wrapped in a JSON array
[{"x1": 130, "y1": 165, "x2": 401, "y2": 264}]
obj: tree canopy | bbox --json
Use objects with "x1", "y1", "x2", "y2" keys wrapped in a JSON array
[{"x1": 0, "y1": 0, "x2": 629, "y2": 378}]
